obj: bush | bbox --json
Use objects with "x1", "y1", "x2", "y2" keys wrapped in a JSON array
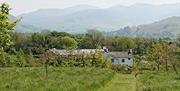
[
  {"x1": 45, "y1": 52, "x2": 111, "y2": 68},
  {"x1": 0, "y1": 50, "x2": 111, "y2": 68},
  {"x1": 0, "y1": 49, "x2": 38, "y2": 67},
  {"x1": 0, "y1": 52, "x2": 17, "y2": 67},
  {"x1": 111, "y1": 64, "x2": 132, "y2": 74}
]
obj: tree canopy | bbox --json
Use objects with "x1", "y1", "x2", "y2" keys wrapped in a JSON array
[{"x1": 0, "y1": 3, "x2": 19, "y2": 51}]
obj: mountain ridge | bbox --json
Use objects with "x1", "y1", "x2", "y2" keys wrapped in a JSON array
[
  {"x1": 12, "y1": 3, "x2": 180, "y2": 34},
  {"x1": 107, "y1": 16, "x2": 180, "y2": 38}
]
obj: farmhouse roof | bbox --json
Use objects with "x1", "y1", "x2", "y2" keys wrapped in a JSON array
[
  {"x1": 106, "y1": 52, "x2": 133, "y2": 58},
  {"x1": 49, "y1": 48, "x2": 104, "y2": 55}
]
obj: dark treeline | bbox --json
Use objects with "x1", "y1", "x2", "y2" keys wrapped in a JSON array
[{"x1": 6, "y1": 29, "x2": 180, "y2": 55}]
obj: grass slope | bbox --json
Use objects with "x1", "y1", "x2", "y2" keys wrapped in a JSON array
[
  {"x1": 137, "y1": 70, "x2": 180, "y2": 91},
  {"x1": 99, "y1": 74, "x2": 136, "y2": 91},
  {"x1": 0, "y1": 67, "x2": 115, "y2": 91}
]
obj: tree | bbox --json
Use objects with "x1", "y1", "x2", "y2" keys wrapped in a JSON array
[
  {"x1": 87, "y1": 29, "x2": 104, "y2": 48},
  {"x1": 0, "y1": 3, "x2": 19, "y2": 51},
  {"x1": 105, "y1": 36, "x2": 135, "y2": 51},
  {"x1": 170, "y1": 57, "x2": 178, "y2": 75},
  {"x1": 16, "y1": 49, "x2": 26, "y2": 67},
  {"x1": 146, "y1": 43, "x2": 164, "y2": 71},
  {"x1": 161, "y1": 42, "x2": 172, "y2": 71},
  {"x1": 176, "y1": 34, "x2": 180, "y2": 48},
  {"x1": 31, "y1": 32, "x2": 46, "y2": 46},
  {"x1": 61, "y1": 36, "x2": 77, "y2": 50}
]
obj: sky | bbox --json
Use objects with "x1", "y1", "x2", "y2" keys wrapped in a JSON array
[{"x1": 0, "y1": 0, "x2": 180, "y2": 16}]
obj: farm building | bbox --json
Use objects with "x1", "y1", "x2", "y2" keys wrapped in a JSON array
[
  {"x1": 50, "y1": 48, "x2": 133, "y2": 66},
  {"x1": 49, "y1": 48, "x2": 104, "y2": 55},
  {"x1": 105, "y1": 50, "x2": 133, "y2": 66}
]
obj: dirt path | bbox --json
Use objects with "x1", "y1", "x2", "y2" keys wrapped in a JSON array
[{"x1": 99, "y1": 74, "x2": 136, "y2": 91}]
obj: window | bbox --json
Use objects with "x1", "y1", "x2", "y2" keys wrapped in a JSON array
[
  {"x1": 111, "y1": 59, "x2": 114, "y2": 63},
  {"x1": 128, "y1": 58, "x2": 131, "y2": 60},
  {"x1": 122, "y1": 59, "x2": 125, "y2": 63}
]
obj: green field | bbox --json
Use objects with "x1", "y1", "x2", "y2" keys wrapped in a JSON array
[
  {"x1": 137, "y1": 70, "x2": 180, "y2": 91},
  {"x1": 0, "y1": 67, "x2": 179, "y2": 91},
  {"x1": 0, "y1": 67, "x2": 115, "y2": 91},
  {"x1": 99, "y1": 74, "x2": 136, "y2": 91}
]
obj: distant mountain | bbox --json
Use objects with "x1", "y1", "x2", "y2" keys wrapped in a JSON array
[
  {"x1": 20, "y1": 5, "x2": 98, "y2": 22},
  {"x1": 15, "y1": 3, "x2": 180, "y2": 33},
  {"x1": 108, "y1": 16, "x2": 180, "y2": 38},
  {"x1": 10, "y1": 15, "x2": 40, "y2": 32}
]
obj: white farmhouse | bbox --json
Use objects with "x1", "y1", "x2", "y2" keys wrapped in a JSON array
[
  {"x1": 50, "y1": 48, "x2": 133, "y2": 66},
  {"x1": 105, "y1": 50, "x2": 133, "y2": 66}
]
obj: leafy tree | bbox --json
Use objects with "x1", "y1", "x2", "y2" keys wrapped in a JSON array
[
  {"x1": 105, "y1": 36, "x2": 135, "y2": 51},
  {"x1": 161, "y1": 42, "x2": 172, "y2": 71},
  {"x1": 78, "y1": 36, "x2": 95, "y2": 49},
  {"x1": 16, "y1": 49, "x2": 26, "y2": 67},
  {"x1": 146, "y1": 43, "x2": 164, "y2": 71},
  {"x1": 0, "y1": 3, "x2": 19, "y2": 51},
  {"x1": 31, "y1": 33, "x2": 45, "y2": 45},
  {"x1": 86, "y1": 29, "x2": 104, "y2": 48},
  {"x1": 49, "y1": 31, "x2": 73, "y2": 38},
  {"x1": 61, "y1": 36, "x2": 78, "y2": 50},
  {"x1": 176, "y1": 34, "x2": 180, "y2": 48},
  {"x1": 24, "y1": 53, "x2": 36, "y2": 67}
]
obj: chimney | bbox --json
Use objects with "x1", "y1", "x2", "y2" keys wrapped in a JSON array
[
  {"x1": 128, "y1": 49, "x2": 133, "y2": 55},
  {"x1": 103, "y1": 46, "x2": 109, "y2": 53}
]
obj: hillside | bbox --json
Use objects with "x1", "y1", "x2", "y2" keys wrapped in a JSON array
[
  {"x1": 107, "y1": 16, "x2": 180, "y2": 38},
  {"x1": 10, "y1": 15, "x2": 40, "y2": 32},
  {"x1": 15, "y1": 3, "x2": 179, "y2": 33}
]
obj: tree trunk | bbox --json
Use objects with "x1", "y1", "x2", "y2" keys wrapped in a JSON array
[
  {"x1": 172, "y1": 64, "x2": 178, "y2": 75},
  {"x1": 156, "y1": 60, "x2": 160, "y2": 71},
  {"x1": 157, "y1": 63, "x2": 160, "y2": 71},
  {"x1": 45, "y1": 59, "x2": 48, "y2": 79},
  {"x1": 165, "y1": 59, "x2": 168, "y2": 71}
]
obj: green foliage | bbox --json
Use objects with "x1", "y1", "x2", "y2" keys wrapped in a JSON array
[
  {"x1": 16, "y1": 49, "x2": 26, "y2": 67},
  {"x1": 105, "y1": 36, "x2": 135, "y2": 51},
  {"x1": 111, "y1": 64, "x2": 132, "y2": 74},
  {"x1": 0, "y1": 48, "x2": 37, "y2": 67},
  {"x1": 145, "y1": 42, "x2": 178, "y2": 71},
  {"x1": 133, "y1": 37, "x2": 155, "y2": 55},
  {"x1": 176, "y1": 34, "x2": 180, "y2": 48},
  {"x1": 0, "y1": 3, "x2": 19, "y2": 50},
  {"x1": 31, "y1": 32, "x2": 46, "y2": 45},
  {"x1": 61, "y1": 36, "x2": 78, "y2": 50},
  {"x1": 78, "y1": 29, "x2": 104, "y2": 49},
  {"x1": 0, "y1": 67, "x2": 115, "y2": 91},
  {"x1": 46, "y1": 52, "x2": 111, "y2": 68},
  {"x1": 0, "y1": 51, "x2": 15, "y2": 67},
  {"x1": 49, "y1": 31, "x2": 73, "y2": 38}
]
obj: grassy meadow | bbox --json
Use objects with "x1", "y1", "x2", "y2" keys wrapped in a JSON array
[
  {"x1": 0, "y1": 67, "x2": 115, "y2": 91},
  {"x1": 137, "y1": 70, "x2": 180, "y2": 91},
  {"x1": 99, "y1": 74, "x2": 136, "y2": 91}
]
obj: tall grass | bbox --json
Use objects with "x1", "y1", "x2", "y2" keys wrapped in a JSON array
[
  {"x1": 0, "y1": 67, "x2": 115, "y2": 91},
  {"x1": 137, "y1": 70, "x2": 180, "y2": 91}
]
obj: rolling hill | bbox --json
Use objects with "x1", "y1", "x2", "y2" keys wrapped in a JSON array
[
  {"x1": 107, "y1": 16, "x2": 180, "y2": 38},
  {"x1": 15, "y1": 3, "x2": 179, "y2": 33},
  {"x1": 10, "y1": 15, "x2": 40, "y2": 32}
]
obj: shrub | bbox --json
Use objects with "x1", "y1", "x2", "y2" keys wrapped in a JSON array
[
  {"x1": 45, "y1": 52, "x2": 111, "y2": 68},
  {"x1": 0, "y1": 51, "x2": 17, "y2": 67},
  {"x1": 111, "y1": 64, "x2": 132, "y2": 74}
]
